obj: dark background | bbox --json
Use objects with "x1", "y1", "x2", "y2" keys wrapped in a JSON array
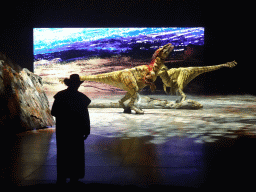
[
  {"x1": 0, "y1": 0, "x2": 254, "y2": 95},
  {"x1": 1, "y1": 1, "x2": 255, "y2": 188}
]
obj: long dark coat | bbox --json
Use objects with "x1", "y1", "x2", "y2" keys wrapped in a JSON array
[{"x1": 51, "y1": 88, "x2": 91, "y2": 179}]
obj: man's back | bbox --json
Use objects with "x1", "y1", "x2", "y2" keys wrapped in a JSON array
[{"x1": 51, "y1": 88, "x2": 91, "y2": 138}]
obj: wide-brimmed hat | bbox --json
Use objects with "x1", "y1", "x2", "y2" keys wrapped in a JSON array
[{"x1": 64, "y1": 74, "x2": 84, "y2": 87}]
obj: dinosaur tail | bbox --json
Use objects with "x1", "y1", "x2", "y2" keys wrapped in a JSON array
[
  {"x1": 190, "y1": 60, "x2": 237, "y2": 76},
  {"x1": 79, "y1": 72, "x2": 122, "y2": 88}
]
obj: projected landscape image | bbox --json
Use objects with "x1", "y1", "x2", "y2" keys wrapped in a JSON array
[
  {"x1": 33, "y1": 28, "x2": 256, "y2": 144},
  {"x1": 34, "y1": 27, "x2": 204, "y2": 106}
]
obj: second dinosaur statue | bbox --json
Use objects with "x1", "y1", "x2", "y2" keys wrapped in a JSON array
[{"x1": 158, "y1": 60, "x2": 237, "y2": 103}]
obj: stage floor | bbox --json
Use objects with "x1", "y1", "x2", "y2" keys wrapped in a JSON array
[
  {"x1": 87, "y1": 94, "x2": 256, "y2": 144},
  {"x1": 8, "y1": 95, "x2": 256, "y2": 189}
]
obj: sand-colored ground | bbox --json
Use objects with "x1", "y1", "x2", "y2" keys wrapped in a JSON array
[{"x1": 86, "y1": 94, "x2": 256, "y2": 144}]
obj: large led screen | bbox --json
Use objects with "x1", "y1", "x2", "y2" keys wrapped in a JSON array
[{"x1": 33, "y1": 27, "x2": 204, "y2": 106}]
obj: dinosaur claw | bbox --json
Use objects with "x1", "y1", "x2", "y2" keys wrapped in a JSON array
[
  {"x1": 136, "y1": 110, "x2": 144, "y2": 114},
  {"x1": 124, "y1": 107, "x2": 144, "y2": 114},
  {"x1": 123, "y1": 107, "x2": 132, "y2": 114},
  {"x1": 131, "y1": 106, "x2": 144, "y2": 114}
]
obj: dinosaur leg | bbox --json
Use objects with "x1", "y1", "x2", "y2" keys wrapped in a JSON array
[
  {"x1": 175, "y1": 70, "x2": 189, "y2": 103},
  {"x1": 119, "y1": 93, "x2": 132, "y2": 113},
  {"x1": 175, "y1": 88, "x2": 187, "y2": 103},
  {"x1": 163, "y1": 84, "x2": 169, "y2": 94},
  {"x1": 128, "y1": 92, "x2": 144, "y2": 114},
  {"x1": 175, "y1": 90, "x2": 181, "y2": 103},
  {"x1": 120, "y1": 71, "x2": 144, "y2": 114}
]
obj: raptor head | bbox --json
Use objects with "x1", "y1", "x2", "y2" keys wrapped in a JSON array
[
  {"x1": 157, "y1": 65, "x2": 168, "y2": 76},
  {"x1": 150, "y1": 43, "x2": 174, "y2": 72},
  {"x1": 152, "y1": 43, "x2": 174, "y2": 61}
]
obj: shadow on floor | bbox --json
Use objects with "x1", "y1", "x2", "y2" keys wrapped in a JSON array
[
  {"x1": 201, "y1": 134, "x2": 256, "y2": 189},
  {"x1": 1, "y1": 129, "x2": 256, "y2": 189}
]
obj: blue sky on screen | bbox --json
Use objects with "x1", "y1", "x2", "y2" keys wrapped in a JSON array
[{"x1": 33, "y1": 27, "x2": 204, "y2": 56}]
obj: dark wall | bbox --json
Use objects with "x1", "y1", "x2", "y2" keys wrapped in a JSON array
[{"x1": 1, "y1": 1, "x2": 253, "y2": 95}]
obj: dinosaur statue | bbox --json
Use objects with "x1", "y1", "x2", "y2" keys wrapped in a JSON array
[
  {"x1": 158, "y1": 60, "x2": 237, "y2": 103},
  {"x1": 60, "y1": 43, "x2": 174, "y2": 114}
]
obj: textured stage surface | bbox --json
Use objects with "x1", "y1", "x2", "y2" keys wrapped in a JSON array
[{"x1": 87, "y1": 94, "x2": 256, "y2": 144}]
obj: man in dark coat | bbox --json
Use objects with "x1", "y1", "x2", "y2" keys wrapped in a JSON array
[{"x1": 51, "y1": 74, "x2": 91, "y2": 184}]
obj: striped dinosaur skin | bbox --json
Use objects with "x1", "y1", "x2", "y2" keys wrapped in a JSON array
[
  {"x1": 158, "y1": 60, "x2": 237, "y2": 103},
  {"x1": 74, "y1": 43, "x2": 174, "y2": 114}
]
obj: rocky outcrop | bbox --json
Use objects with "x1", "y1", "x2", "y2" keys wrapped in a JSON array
[
  {"x1": 88, "y1": 95, "x2": 203, "y2": 110},
  {"x1": 0, "y1": 53, "x2": 54, "y2": 132}
]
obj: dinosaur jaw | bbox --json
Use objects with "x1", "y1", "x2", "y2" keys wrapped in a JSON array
[
  {"x1": 162, "y1": 43, "x2": 174, "y2": 59},
  {"x1": 157, "y1": 66, "x2": 168, "y2": 76}
]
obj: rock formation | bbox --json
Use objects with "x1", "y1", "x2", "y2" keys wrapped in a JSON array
[
  {"x1": 0, "y1": 53, "x2": 54, "y2": 132},
  {"x1": 88, "y1": 95, "x2": 203, "y2": 110}
]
